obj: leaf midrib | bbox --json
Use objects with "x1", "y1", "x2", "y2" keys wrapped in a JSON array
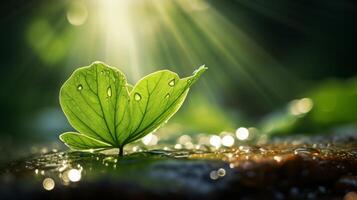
[
  {"x1": 95, "y1": 66, "x2": 116, "y2": 145},
  {"x1": 127, "y1": 79, "x2": 191, "y2": 143}
]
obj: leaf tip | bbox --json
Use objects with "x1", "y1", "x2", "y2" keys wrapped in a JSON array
[
  {"x1": 193, "y1": 64, "x2": 208, "y2": 75},
  {"x1": 199, "y1": 64, "x2": 208, "y2": 70}
]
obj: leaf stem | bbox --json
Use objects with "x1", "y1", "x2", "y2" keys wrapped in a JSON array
[{"x1": 118, "y1": 146, "x2": 124, "y2": 157}]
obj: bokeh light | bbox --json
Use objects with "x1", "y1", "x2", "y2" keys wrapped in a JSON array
[
  {"x1": 209, "y1": 135, "x2": 221, "y2": 148},
  {"x1": 67, "y1": 1, "x2": 88, "y2": 26},
  {"x1": 221, "y1": 135, "x2": 235, "y2": 147},
  {"x1": 42, "y1": 178, "x2": 55, "y2": 191},
  {"x1": 289, "y1": 98, "x2": 314, "y2": 116},
  {"x1": 142, "y1": 133, "x2": 159, "y2": 146},
  {"x1": 67, "y1": 169, "x2": 81, "y2": 182},
  {"x1": 236, "y1": 127, "x2": 249, "y2": 141}
]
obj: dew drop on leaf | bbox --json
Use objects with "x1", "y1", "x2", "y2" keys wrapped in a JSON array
[
  {"x1": 168, "y1": 79, "x2": 175, "y2": 87},
  {"x1": 134, "y1": 93, "x2": 141, "y2": 101},
  {"x1": 165, "y1": 93, "x2": 170, "y2": 98},
  {"x1": 107, "y1": 87, "x2": 112, "y2": 97},
  {"x1": 77, "y1": 84, "x2": 83, "y2": 91}
]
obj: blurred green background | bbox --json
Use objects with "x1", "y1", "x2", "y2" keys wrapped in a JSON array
[{"x1": 0, "y1": 0, "x2": 356, "y2": 157}]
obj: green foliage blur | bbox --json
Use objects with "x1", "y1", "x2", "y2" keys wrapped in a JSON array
[{"x1": 261, "y1": 78, "x2": 357, "y2": 135}]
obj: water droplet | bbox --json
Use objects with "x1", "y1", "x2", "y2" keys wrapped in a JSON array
[
  {"x1": 217, "y1": 168, "x2": 226, "y2": 177},
  {"x1": 210, "y1": 170, "x2": 219, "y2": 180},
  {"x1": 294, "y1": 147, "x2": 319, "y2": 156},
  {"x1": 77, "y1": 84, "x2": 83, "y2": 91},
  {"x1": 273, "y1": 156, "x2": 283, "y2": 162},
  {"x1": 42, "y1": 178, "x2": 55, "y2": 191},
  {"x1": 174, "y1": 144, "x2": 182, "y2": 149},
  {"x1": 238, "y1": 145, "x2": 251, "y2": 153},
  {"x1": 107, "y1": 87, "x2": 112, "y2": 97},
  {"x1": 168, "y1": 79, "x2": 175, "y2": 86},
  {"x1": 187, "y1": 79, "x2": 192, "y2": 84},
  {"x1": 134, "y1": 93, "x2": 141, "y2": 101},
  {"x1": 165, "y1": 93, "x2": 170, "y2": 98}
]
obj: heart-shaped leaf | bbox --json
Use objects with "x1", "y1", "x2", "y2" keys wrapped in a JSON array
[{"x1": 59, "y1": 61, "x2": 206, "y2": 154}]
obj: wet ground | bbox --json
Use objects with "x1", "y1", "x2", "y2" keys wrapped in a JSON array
[{"x1": 0, "y1": 133, "x2": 356, "y2": 200}]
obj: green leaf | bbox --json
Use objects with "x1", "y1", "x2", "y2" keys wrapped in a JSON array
[
  {"x1": 59, "y1": 132, "x2": 111, "y2": 151},
  {"x1": 59, "y1": 61, "x2": 206, "y2": 152},
  {"x1": 59, "y1": 62, "x2": 130, "y2": 147}
]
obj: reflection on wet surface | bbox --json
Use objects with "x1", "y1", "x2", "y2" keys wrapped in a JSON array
[{"x1": 0, "y1": 135, "x2": 356, "y2": 199}]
